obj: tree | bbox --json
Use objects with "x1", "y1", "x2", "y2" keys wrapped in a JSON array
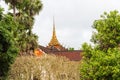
[
  {"x1": 4, "y1": 0, "x2": 43, "y2": 55},
  {"x1": 18, "y1": 0, "x2": 43, "y2": 35},
  {"x1": 80, "y1": 10, "x2": 120, "y2": 80},
  {"x1": 0, "y1": 7, "x2": 18, "y2": 80},
  {"x1": 3, "y1": 0, "x2": 23, "y2": 19},
  {"x1": 91, "y1": 10, "x2": 120, "y2": 52},
  {"x1": 68, "y1": 47, "x2": 74, "y2": 51},
  {"x1": 15, "y1": 0, "x2": 42, "y2": 55},
  {"x1": 0, "y1": 0, "x2": 43, "y2": 79},
  {"x1": 17, "y1": 0, "x2": 43, "y2": 16},
  {"x1": 80, "y1": 44, "x2": 120, "y2": 80}
]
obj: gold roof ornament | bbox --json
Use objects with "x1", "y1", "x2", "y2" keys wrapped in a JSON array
[
  {"x1": 47, "y1": 17, "x2": 67, "y2": 51},
  {"x1": 48, "y1": 17, "x2": 61, "y2": 46}
]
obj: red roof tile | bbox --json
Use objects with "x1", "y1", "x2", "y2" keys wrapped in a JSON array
[{"x1": 50, "y1": 50, "x2": 83, "y2": 61}]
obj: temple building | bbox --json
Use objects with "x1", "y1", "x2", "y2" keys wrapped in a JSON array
[{"x1": 39, "y1": 18, "x2": 82, "y2": 61}]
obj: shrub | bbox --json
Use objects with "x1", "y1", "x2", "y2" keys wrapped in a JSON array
[{"x1": 80, "y1": 44, "x2": 120, "y2": 80}]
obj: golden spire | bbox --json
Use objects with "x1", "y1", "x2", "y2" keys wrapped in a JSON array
[{"x1": 48, "y1": 17, "x2": 60, "y2": 46}]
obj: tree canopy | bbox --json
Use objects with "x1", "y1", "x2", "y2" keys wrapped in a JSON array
[
  {"x1": 3, "y1": 0, "x2": 43, "y2": 55},
  {"x1": 80, "y1": 10, "x2": 120, "y2": 80},
  {"x1": 91, "y1": 10, "x2": 120, "y2": 51}
]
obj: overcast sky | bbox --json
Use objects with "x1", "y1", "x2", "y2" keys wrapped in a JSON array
[{"x1": 1, "y1": 0, "x2": 120, "y2": 49}]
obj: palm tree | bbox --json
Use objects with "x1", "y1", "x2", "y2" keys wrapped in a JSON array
[
  {"x1": 3, "y1": 0, "x2": 23, "y2": 19},
  {"x1": 18, "y1": 0, "x2": 43, "y2": 16},
  {"x1": 16, "y1": 0, "x2": 42, "y2": 35},
  {"x1": 3, "y1": 0, "x2": 43, "y2": 55},
  {"x1": 16, "y1": 0, "x2": 42, "y2": 54}
]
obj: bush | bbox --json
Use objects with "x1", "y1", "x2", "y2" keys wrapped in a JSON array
[
  {"x1": 80, "y1": 44, "x2": 120, "y2": 80},
  {"x1": 8, "y1": 54, "x2": 80, "y2": 80}
]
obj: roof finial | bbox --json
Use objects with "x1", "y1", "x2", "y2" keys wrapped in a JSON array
[
  {"x1": 53, "y1": 16, "x2": 55, "y2": 28},
  {"x1": 53, "y1": 16, "x2": 55, "y2": 35},
  {"x1": 47, "y1": 17, "x2": 67, "y2": 51},
  {"x1": 48, "y1": 17, "x2": 60, "y2": 46}
]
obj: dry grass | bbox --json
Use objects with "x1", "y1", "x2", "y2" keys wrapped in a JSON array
[{"x1": 8, "y1": 54, "x2": 80, "y2": 80}]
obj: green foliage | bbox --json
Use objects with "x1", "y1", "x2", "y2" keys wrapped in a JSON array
[
  {"x1": 0, "y1": 0, "x2": 43, "y2": 79},
  {"x1": 91, "y1": 10, "x2": 120, "y2": 51},
  {"x1": 80, "y1": 10, "x2": 120, "y2": 80},
  {"x1": 80, "y1": 45, "x2": 120, "y2": 80},
  {"x1": 0, "y1": 7, "x2": 18, "y2": 79},
  {"x1": 16, "y1": 0, "x2": 42, "y2": 54},
  {"x1": 68, "y1": 47, "x2": 74, "y2": 51},
  {"x1": 16, "y1": 0, "x2": 43, "y2": 16},
  {"x1": 4, "y1": 0, "x2": 43, "y2": 55}
]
